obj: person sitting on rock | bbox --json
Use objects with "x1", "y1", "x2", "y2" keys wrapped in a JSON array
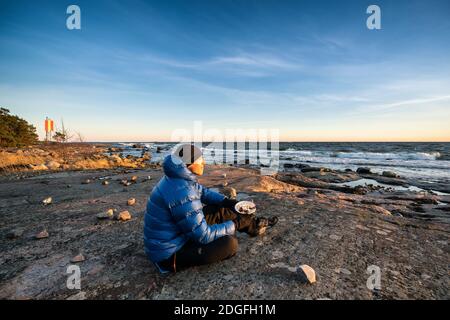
[{"x1": 144, "y1": 143, "x2": 277, "y2": 273}]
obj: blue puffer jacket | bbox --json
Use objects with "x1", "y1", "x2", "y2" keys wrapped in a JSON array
[{"x1": 144, "y1": 154, "x2": 236, "y2": 263}]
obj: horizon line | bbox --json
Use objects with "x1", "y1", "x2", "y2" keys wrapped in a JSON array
[{"x1": 53, "y1": 140, "x2": 450, "y2": 144}]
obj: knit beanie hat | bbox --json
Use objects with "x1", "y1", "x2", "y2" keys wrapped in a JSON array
[{"x1": 173, "y1": 143, "x2": 203, "y2": 165}]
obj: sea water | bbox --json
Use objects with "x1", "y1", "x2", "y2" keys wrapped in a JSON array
[{"x1": 109, "y1": 142, "x2": 450, "y2": 185}]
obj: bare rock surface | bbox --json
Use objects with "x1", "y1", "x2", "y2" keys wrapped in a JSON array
[{"x1": 0, "y1": 164, "x2": 448, "y2": 300}]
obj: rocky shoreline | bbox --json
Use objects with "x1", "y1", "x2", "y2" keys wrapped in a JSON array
[
  {"x1": 0, "y1": 145, "x2": 449, "y2": 299},
  {"x1": 0, "y1": 143, "x2": 153, "y2": 173}
]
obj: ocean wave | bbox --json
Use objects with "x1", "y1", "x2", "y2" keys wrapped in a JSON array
[
  {"x1": 279, "y1": 150, "x2": 442, "y2": 161},
  {"x1": 335, "y1": 151, "x2": 441, "y2": 161}
]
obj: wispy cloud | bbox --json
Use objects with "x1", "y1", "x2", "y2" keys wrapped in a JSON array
[
  {"x1": 361, "y1": 95, "x2": 450, "y2": 113},
  {"x1": 208, "y1": 53, "x2": 301, "y2": 70}
]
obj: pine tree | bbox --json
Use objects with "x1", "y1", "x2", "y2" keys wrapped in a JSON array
[{"x1": 0, "y1": 108, "x2": 38, "y2": 147}]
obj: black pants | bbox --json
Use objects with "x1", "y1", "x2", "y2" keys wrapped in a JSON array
[{"x1": 158, "y1": 205, "x2": 239, "y2": 272}]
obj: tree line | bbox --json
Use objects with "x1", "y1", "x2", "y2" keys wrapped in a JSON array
[{"x1": 0, "y1": 108, "x2": 84, "y2": 147}]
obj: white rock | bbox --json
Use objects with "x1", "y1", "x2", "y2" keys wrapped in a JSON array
[
  {"x1": 45, "y1": 161, "x2": 61, "y2": 170},
  {"x1": 97, "y1": 209, "x2": 114, "y2": 219},
  {"x1": 66, "y1": 291, "x2": 87, "y2": 300},
  {"x1": 42, "y1": 197, "x2": 52, "y2": 205},
  {"x1": 35, "y1": 230, "x2": 49, "y2": 239},
  {"x1": 298, "y1": 265, "x2": 316, "y2": 284},
  {"x1": 32, "y1": 164, "x2": 48, "y2": 171},
  {"x1": 271, "y1": 250, "x2": 284, "y2": 259},
  {"x1": 329, "y1": 234, "x2": 342, "y2": 241},
  {"x1": 421, "y1": 274, "x2": 431, "y2": 280},
  {"x1": 335, "y1": 268, "x2": 352, "y2": 275}
]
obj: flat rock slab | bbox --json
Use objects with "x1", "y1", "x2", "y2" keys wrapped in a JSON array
[{"x1": 0, "y1": 166, "x2": 448, "y2": 300}]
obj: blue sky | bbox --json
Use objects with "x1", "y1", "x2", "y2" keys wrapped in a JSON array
[{"x1": 1, "y1": 0, "x2": 450, "y2": 141}]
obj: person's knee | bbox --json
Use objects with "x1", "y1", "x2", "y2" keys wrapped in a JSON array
[{"x1": 222, "y1": 235, "x2": 238, "y2": 256}]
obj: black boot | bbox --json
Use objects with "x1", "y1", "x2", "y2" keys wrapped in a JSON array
[{"x1": 246, "y1": 216, "x2": 279, "y2": 237}]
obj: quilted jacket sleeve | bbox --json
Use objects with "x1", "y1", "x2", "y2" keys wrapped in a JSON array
[
  {"x1": 199, "y1": 184, "x2": 226, "y2": 205},
  {"x1": 170, "y1": 187, "x2": 235, "y2": 244}
]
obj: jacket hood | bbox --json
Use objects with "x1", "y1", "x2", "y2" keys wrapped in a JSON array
[{"x1": 162, "y1": 154, "x2": 197, "y2": 181}]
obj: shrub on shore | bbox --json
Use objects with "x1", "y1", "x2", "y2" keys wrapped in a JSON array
[{"x1": 0, "y1": 108, "x2": 38, "y2": 147}]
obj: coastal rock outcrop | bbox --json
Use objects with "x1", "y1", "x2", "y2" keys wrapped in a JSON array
[{"x1": 357, "y1": 167, "x2": 372, "y2": 174}]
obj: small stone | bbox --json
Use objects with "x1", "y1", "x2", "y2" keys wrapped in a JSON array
[
  {"x1": 335, "y1": 268, "x2": 352, "y2": 275},
  {"x1": 82, "y1": 179, "x2": 91, "y2": 184},
  {"x1": 35, "y1": 230, "x2": 49, "y2": 239},
  {"x1": 224, "y1": 275, "x2": 234, "y2": 281},
  {"x1": 102, "y1": 180, "x2": 109, "y2": 185},
  {"x1": 45, "y1": 160, "x2": 61, "y2": 170},
  {"x1": 117, "y1": 210, "x2": 131, "y2": 221},
  {"x1": 222, "y1": 173, "x2": 227, "y2": 179},
  {"x1": 121, "y1": 180, "x2": 131, "y2": 186},
  {"x1": 66, "y1": 291, "x2": 86, "y2": 300},
  {"x1": 31, "y1": 164, "x2": 48, "y2": 171},
  {"x1": 329, "y1": 234, "x2": 342, "y2": 241},
  {"x1": 97, "y1": 209, "x2": 114, "y2": 219},
  {"x1": 222, "y1": 181, "x2": 228, "y2": 187},
  {"x1": 382, "y1": 171, "x2": 400, "y2": 178},
  {"x1": 42, "y1": 197, "x2": 52, "y2": 205},
  {"x1": 390, "y1": 270, "x2": 400, "y2": 276},
  {"x1": 147, "y1": 176, "x2": 152, "y2": 180},
  {"x1": 298, "y1": 265, "x2": 316, "y2": 284},
  {"x1": 71, "y1": 253, "x2": 85, "y2": 263},
  {"x1": 130, "y1": 176, "x2": 138, "y2": 182},
  {"x1": 127, "y1": 198, "x2": 136, "y2": 206},
  {"x1": 357, "y1": 167, "x2": 372, "y2": 174},
  {"x1": 421, "y1": 274, "x2": 431, "y2": 280},
  {"x1": 271, "y1": 250, "x2": 284, "y2": 259},
  {"x1": 6, "y1": 229, "x2": 24, "y2": 239}
]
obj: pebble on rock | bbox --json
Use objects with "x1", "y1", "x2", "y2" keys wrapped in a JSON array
[
  {"x1": 35, "y1": 230, "x2": 49, "y2": 239},
  {"x1": 329, "y1": 234, "x2": 342, "y2": 241},
  {"x1": 298, "y1": 265, "x2": 316, "y2": 284},
  {"x1": 127, "y1": 198, "x2": 136, "y2": 206},
  {"x1": 117, "y1": 210, "x2": 132, "y2": 221},
  {"x1": 97, "y1": 209, "x2": 114, "y2": 219},
  {"x1": 46, "y1": 161, "x2": 61, "y2": 170},
  {"x1": 121, "y1": 180, "x2": 131, "y2": 186},
  {"x1": 42, "y1": 197, "x2": 52, "y2": 205},
  {"x1": 102, "y1": 180, "x2": 109, "y2": 185},
  {"x1": 82, "y1": 179, "x2": 91, "y2": 184},
  {"x1": 71, "y1": 253, "x2": 86, "y2": 263},
  {"x1": 335, "y1": 268, "x2": 352, "y2": 275},
  {"x1": 382, "y1": 171, "x2": 400, "y2": 178},
  {"x1": 357, "y1": 167, "x2": 372, "y2": 174},
  {"x1": 6, "y1": 229, "x2": 24, "y2": 239},
  {"x1": 131, "y1": 176, "x2": 138, "y2": 182},
  {"x1": 66, "y1": 291, "x2": 87, "y2": 300}
]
